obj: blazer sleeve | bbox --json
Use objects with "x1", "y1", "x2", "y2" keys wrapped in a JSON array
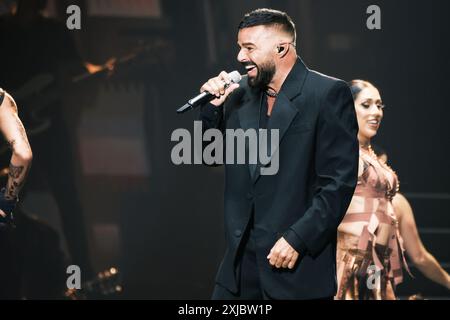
[
  {"x1": 198, "y1": 83, "x2": 244, "y2": 132},
  {"x1": 198, "y1": 102, "x2": 226, "y2": 167},
  {"x1": 284, "y1": 81, "x2": 359, "y2": 257},
  {"x1": 199, "y1": 102, "x2": 225, "y2": 132}
]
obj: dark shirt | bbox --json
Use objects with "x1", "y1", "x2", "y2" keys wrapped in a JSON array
[{"x1": 259, "y1": 93, "x2": 270, "y2": 130}]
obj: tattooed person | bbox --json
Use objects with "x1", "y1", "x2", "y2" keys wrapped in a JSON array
[{"x1": 0, "y1": 88, "x2": 32, "y2": 226}]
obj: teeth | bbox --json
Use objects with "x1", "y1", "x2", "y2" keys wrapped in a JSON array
[
  {"x1": 245, "y1": 65, "x2": 256, "y2": 70},
  {"x1": 368, "y1": 120, "x2": 378, "y2": 124}
]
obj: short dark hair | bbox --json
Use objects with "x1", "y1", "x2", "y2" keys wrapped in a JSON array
[{"x1": 238, "y1": 8, "x2": 296, "y2": 44}]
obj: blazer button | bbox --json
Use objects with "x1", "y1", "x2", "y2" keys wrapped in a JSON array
[
  {"x1": 246, "y1": 192, "x2": 253, "y2": 200},
  {"x1": 234, "y1": 230, "x2": 242, "y2": 237}
]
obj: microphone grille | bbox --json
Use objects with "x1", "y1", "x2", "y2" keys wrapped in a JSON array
[{"x1": 229, "y1": 70, "x2": 242, "y2": 83}]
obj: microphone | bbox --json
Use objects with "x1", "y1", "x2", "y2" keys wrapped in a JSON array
[{"x1": 176, "y1": 71, "x2": 242, "y2": 114}]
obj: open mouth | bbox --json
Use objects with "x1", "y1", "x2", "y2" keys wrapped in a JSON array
[
  {"x1": 367, "y1": 119, "x2": 380, "y2": 130},
  {"x1": 245, "y1": 65, "x2": 257, "y2": 76}
]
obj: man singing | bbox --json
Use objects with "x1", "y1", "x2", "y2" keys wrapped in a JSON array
[{"x1": 199, "y1": 8, "x2": 358, "y2": 299}]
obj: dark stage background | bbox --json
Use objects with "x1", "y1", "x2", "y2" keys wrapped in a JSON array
[{"x1": 1, "y1": 0, "x2": 449, "y2": 299}]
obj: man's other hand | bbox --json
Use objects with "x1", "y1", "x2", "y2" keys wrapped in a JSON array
[{"x1": 267, "y1": 237, "x2": 299, "y2": 269}]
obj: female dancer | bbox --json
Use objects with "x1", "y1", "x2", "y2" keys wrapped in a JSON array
[{"x1": 335, "y1": 80, "x2": 406, "y2": 300}]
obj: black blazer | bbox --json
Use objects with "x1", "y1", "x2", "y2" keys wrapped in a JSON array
[{"x1": 199, "y1": 57, "x2": 359, "y2": 299}]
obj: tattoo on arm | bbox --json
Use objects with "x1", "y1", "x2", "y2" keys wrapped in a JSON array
[
  {"x1": 5, "y1": 163, "x2": 27, "y2": 200},
  {"x1": 3, "y1": 105, "x2": 32, "y2": 200},
  {"x1": 8, "y1": 163, "x2": 24, "y2": 179}
]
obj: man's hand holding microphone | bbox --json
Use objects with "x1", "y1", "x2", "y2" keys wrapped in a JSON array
[{"x1": 176, "y1": 71, "x2": 241, "y2": 113}]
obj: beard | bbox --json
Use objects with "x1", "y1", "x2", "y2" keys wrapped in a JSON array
[{"x1": 244, "y1": 60, "x2": 276, "y2": 90}]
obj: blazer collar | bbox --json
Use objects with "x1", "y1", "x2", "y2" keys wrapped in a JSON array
[
  {"x1": 237, "y1": 57, "x2": 310, "y2": 182},
  {"x1": 237, "y1": 57, "x2": 309, "y2": 129},
  {"x1": 278, "y1": 56, "x2": 309, "y2": 100}
]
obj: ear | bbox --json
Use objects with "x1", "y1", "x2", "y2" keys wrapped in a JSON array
[{"x1": 276, "y1": 44, "x2": 288, "y2": 57}]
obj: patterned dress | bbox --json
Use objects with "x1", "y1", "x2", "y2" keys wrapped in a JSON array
[{"x1": 335, "y1": 147, "x2": 410, "y2": 300}]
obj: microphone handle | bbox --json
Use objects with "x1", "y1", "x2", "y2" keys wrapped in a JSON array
[
  {"x1": 188, "y1": 90, "x2": 214, "y2": 107},
  {"x1": 176, "y1": 82, "x2": 231, "y2": 114},
  {"x1": 176, "y1": 103, "x2": 193, "y2": 114}
]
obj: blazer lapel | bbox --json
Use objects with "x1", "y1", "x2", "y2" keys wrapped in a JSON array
[
  {"x1": 252, "y1": 57, "x2": 309, "y2": 183},
  {"x1": 236, "y1": 86, "x2": 262, "y2": 178}
]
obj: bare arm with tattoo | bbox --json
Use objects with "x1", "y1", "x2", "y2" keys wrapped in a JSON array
[{"x1": 0, "y1": 89, "x2": 33, "y2": 218}]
